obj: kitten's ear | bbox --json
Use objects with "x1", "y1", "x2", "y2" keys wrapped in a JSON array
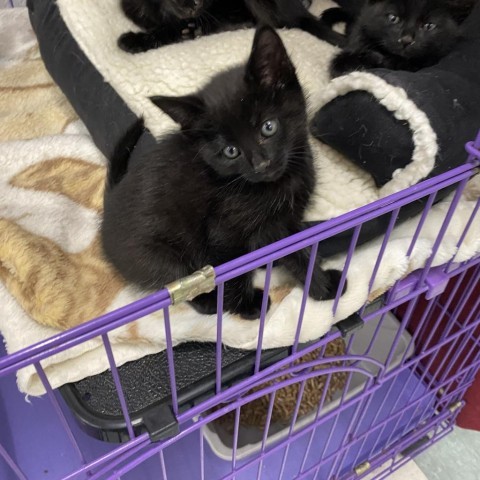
[
  {"x1": 246, "y1": 26, "x2": 297, "y2": 91},
  {"x1": 445, "y1": 1, "x2": 474, "y2": 23},
  {"x1": 149, "y1": 95, "x2": 205, "y2": 129}
]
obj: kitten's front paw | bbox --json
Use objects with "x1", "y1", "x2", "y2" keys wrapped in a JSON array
[
  {"x1": 301, "y1": 0, "x2": 312, "y2": 10},
  {"x1": 118, "y1": 32, "x2": 160, "y2": 54},
  {"x1": 309, "y1": 269, "x2": 346, "y2": 301},
  {"x1": 181, "y1": 23, "x2": 198, "y2": 41},
  {"x1": 325, "y1": 269, "x2": 347, "y2": 300},
  {"x1": 190, "y1": 291, "x2": 218, "y2": 315},
  {"x1": 330, "y1": 52, "x2": 359, "y2": 77},
  {"x1": 231, "y1": 289, "x2": 271, "y2": 321},
  {"x1": 367, "y1": 50, "x2": 388, "y2": 68}
]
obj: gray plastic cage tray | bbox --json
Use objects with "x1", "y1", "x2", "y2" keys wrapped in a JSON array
[{"x1": 203, "y1": 310, "x2": 414, "y2": 461}]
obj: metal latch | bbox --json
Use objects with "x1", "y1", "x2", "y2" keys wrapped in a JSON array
[
  {"x1": 166, "y1": 265, "x2": 216, "y2": 305},
  {"x1": 354, "y1": 461, "x2": 371, "y2": 476},
  {"x1": 448, "y1": 401, "x2": 463, "y2": 413}
]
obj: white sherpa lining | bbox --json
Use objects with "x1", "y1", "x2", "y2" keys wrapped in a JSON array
[{"x1": 318, "y1": 72, "x2": 438, "y2": 197}]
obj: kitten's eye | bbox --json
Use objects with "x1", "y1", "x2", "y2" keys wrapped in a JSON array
[
  {"x1": 422, "y1": 23, "x2": 437, "y2": 31},
  {"x1": 387, "y1": 13, "x2": 400, "y2": 24},
  {"x1": 223, "y1": 145, "x2": 240, "y2": 159},
  {"x1": 261, "y1": 119, "x2": 279, "y2": 138}
]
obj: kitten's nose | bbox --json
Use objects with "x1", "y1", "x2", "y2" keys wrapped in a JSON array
[
  {"x1": 253, "y1": 159, "x2": 270, "y2": 173},
  {"x1": 399, "y1": 35, "x2": 415, "y2": 47}
]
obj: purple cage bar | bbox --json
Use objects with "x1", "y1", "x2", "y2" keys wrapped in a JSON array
[{"x1": 1, "y1": 3, "x2": 480, "y2": 476}]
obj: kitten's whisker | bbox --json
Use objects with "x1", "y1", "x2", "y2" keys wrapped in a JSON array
[
  {"x1": 287, "y1": 155, "x2": 310, "y2": 166},
  {"x1": 288, "y1": 154, "x2": 309, "y2": 160},
  {"x1": 190, "y1": 142, "x2": 211, "y2": 164},
  {"x1": 197, "y1": 15, "x2": 206, "y2": 35},
  {"x1": 179, "y1": 127, "x2": 211, "y2": 134},
  {"x1": 202, "y1": 9, "x2": 220, "y2": 26},
  {"x1": 287, "y1": 146, "x2": 310, "y2": 155},
  {"x1": 288, "y1": 150, "x2": 308, "y2": 156},
  {"x1": 216, "y1": 175, "x2": 246, "y2": 196}
]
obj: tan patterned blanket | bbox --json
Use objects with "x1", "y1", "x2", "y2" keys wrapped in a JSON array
[{"x1": 1, "y1": 8, "x2": 479, "y2": 396}]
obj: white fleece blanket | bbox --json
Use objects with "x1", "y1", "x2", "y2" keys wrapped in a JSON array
[{"x1": 0, "y1": 5, "x2": 479, "y2": 396}]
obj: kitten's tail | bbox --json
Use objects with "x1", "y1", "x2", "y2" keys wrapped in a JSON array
[
  {"x1": 321, "y1": 7, "x2": 353, "y2": 29},
  {"x1": 107, "y1": 118, "x2": 145, "y2": 189}
]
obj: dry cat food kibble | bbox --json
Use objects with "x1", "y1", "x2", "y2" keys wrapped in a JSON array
[{"x1": 213, "y1": 337, "x2": 347, "y2": 429}]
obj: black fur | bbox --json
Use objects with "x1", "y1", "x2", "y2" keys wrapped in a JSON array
[
  {"x1": 103, "y1": 27, "x2": 340, "y2": 319},
  {"x1": 107, "y1": 119, "x2": 146, "y2": 187},
  {"x1": 321, "y1": 6, "x2": 355, "y2": 33},
  {"x1": 118, "y1": 0, "x2": 346, "y2": 54},
  {"x1": 329, "y1": 0, "x2": 473, "y2": 77}
]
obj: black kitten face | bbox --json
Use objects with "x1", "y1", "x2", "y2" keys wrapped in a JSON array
[
  {"x1": 361, "y1": 0, "x2": 463, "y2": 59},
  {"x1": 196, "y1": 98, "x2": 293, "y2": 183},
  {"x1": 161, "y1": 0, "x2": 210, "y2": 19},
  {"x1": 150, "y1": 27, "x2": 307, "y2": 184}
]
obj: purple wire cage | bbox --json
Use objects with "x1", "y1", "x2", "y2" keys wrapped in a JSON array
[
  {"x1": 1, "y1": 4, "x2": 480, "y2": 479},
  {"x1": 0, "y1": 133, "x2": 478, "y2": 480}
]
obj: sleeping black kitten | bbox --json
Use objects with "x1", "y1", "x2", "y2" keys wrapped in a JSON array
[
  {"x1": 329, "y1": 0, "x2": 471, "y2": 77},
  {"x1": 103, "y1": 26, "x2": 341, "y2": 320},
  {"x1": 118, "y1": 0, "x2": 345, "y2": 54}
]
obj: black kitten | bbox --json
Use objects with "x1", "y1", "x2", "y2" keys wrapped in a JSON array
[
  {"x1": 118, "y1": 0, "x2": 345, "y2": 54},
  {"x1": 103, "y1": 27, "x2": 340, "y2": 319},
  {"x1": 329, "y1": 0, "x2": 471, "y2": 77}
]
